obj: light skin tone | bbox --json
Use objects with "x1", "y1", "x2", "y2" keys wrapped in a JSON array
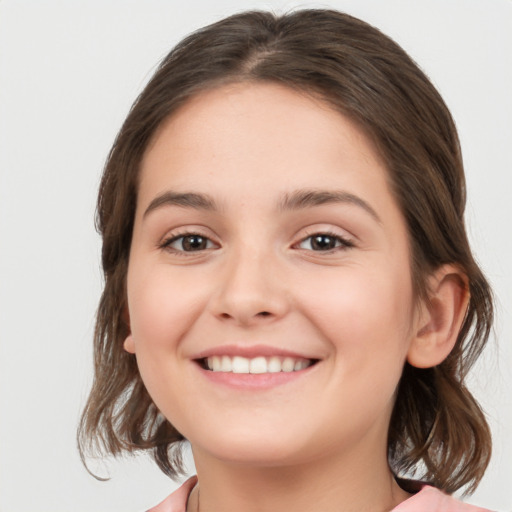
[{"x1": 124, "y1": 83, "x2": 469, "y2": 512}]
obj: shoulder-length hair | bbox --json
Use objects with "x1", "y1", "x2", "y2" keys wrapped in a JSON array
[{"x1": 78, "y1": 9, "x2": 493, "y2": 494}]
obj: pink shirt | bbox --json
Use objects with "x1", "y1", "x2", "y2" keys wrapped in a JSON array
[{"x1": 148, "y1": 476, "x2": 493, "y2": 512}]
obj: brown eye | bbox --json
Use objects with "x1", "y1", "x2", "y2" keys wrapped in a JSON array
[
  {"x1": 311, "y1": 234, "x2": 337, "y2": 251},
  {"x1": 181, "y1": 235, "x2": 208, "y2": 251},
  {"x1": 165, "y1": 234, "x2": 215, "y2": 252},
  {"x1": 298, "y1": 233, "x2": 353, "y2": 251}
]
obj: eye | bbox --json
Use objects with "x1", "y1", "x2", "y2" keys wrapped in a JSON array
[
  {"x1": 298, "y1": 232, "x2": 354, "y2": 251},
  {"x1": 162, "y1": 233, "x2": 216, "y2": 252}
]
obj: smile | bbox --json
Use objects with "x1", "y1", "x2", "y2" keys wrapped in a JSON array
[{"x1": 202, "y1": 355, "x2": 315, "y2": 374}]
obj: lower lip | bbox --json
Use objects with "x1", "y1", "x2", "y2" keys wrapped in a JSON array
[{"x1": 195, "y1": 363, "x2": 317, "y2": 390}]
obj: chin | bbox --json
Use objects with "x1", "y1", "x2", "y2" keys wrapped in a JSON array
[{"x1": 192, "y1": 428, "x2": 313, "y2": 467}]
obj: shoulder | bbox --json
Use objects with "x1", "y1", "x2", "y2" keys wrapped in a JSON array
[
  {"x1": 146, "y1": 476, "x2": 198, "y2": 512},
  {"x1": 392, "y1": 485, "x2": 494, "y2": 512}
]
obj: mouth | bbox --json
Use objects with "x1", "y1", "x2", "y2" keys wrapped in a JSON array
[{"x1": 196, "y1": 355, "x2": 319, "y2": 374}]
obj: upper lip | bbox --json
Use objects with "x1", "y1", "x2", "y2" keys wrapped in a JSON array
[{"x1": 191, "y1": 344, "x2": 320, "y2": 361}]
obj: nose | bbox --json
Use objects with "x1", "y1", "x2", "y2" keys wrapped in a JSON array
[{"x1": 210, "y1": 246, "x2": 290, "y2": 327}]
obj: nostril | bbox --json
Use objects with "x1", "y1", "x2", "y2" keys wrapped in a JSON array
[{"x1": 257, "y1": 311, "x2": 271, "y2": 317}]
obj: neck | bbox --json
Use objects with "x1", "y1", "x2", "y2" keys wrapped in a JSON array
[{"x1": 190, "y1": 442, "x2": 411, "y2": 512}]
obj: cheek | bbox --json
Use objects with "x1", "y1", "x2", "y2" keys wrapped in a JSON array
[
  {"x1": 125, "y1": 266, "x2": 202, "y2": 424},
  {"x1": 296, "y1": 263, "x2": 415, "y2": 358},
  {"x1": 299, "y1": 265, "x2": 415, "y2": 418},
  {"x1": 127, "y1": 264, "x2": 208, "y2": 352}
]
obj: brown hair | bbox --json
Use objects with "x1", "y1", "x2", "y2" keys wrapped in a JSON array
[{"x1": 78, "y1": 9, "x2": 493, "y2": 493}]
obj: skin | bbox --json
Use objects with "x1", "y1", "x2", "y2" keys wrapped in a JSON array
[{"x1": 124, "y1": 83, "x2": 468, "y2": 512}]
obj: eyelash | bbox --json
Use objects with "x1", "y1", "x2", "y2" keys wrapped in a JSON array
[
  {"x1": 159, "y1": 230, "x2": 354, "y2": 255},
  {"x1": 159, "y1": 231, "x2": 217, "y2": 255},
  {"x1": 295, "y1": 230, "x2": 355, "y2": 253}
]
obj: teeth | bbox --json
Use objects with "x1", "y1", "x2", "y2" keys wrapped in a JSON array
[
  {"x1": 294, "y1": 359, "x2": 308, "y2": 371},
  {"x1": 249, "y1": 356, "x2": 267, "y2": 374},
  {"x1": 221, "y1": 355, "x2": 232, "y2": 372},
  {"x1": 232, "y1": 356, "x2": 250, "y2": 373},
  {"x1": 268, "y1": 356, "x2": 281, "y2": 373},
  {"x1": 205, "y1": 355, "x2": 313, "y2": 374},
  {"x1": 282, "y1": 357, "x2": 295, "y2": 372}
]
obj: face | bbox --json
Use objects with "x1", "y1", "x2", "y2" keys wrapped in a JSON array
[{"x1": 125, "y1": 83, "x2": 421, "y2": 468}]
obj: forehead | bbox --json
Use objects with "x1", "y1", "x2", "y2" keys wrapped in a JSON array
[{"x1": 138, "y1": 82, "x2": 391, "y2": 204}]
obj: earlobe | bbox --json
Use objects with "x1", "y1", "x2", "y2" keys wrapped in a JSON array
[
  {"x1": 407, "y1": 265, "x2": 470, "y2": 369},
  {"x1": 124, "y1": 334, "x2": 136, "y2": 354},
  {"x1": 122, "y1": 305, "x2": 136, "y2": 354}
]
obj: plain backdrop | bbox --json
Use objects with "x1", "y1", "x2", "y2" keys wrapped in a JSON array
[{"x1": 0, "y1": 1, "x2": 511, "y2": 511}]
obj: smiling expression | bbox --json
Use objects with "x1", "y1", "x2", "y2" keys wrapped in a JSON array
[{"x1": 124, "y1": 82, "x2": 422, "y2": 467}]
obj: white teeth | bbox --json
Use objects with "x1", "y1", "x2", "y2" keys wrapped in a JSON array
[
  {"x1": 232, "y1": 356, "x2": 250, "y2": 373},
  {"x1": 267, "y1": 356, "x2": 282, "y2": 373},
  {"x1": 281, "y1": 357, "x2": 295, "y2": 372},
  {"x1": 249, "y1": 356, "x2": 267, "y2": 374},
  {"x1": 205, "y1": 355, "x2": 313, "y2": 374},
  {"x1": 294, "y1": 359, "x2": 308, "y2": 371},
  {"x1": 221, "y1": 355, "x2": 232, "y2": 372},
  {"x1": 212, "y1": 356, "x2": 221, "y2": 371}
]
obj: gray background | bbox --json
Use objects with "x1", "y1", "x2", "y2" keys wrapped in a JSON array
[{"x1": 1, "y1": 0, "x2": 511, "y2": 510}]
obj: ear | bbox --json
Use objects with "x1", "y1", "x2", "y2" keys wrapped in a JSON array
[
  {"x1": 122, "y1": 306, "x2": 136, "y2": 354},
  {"x1": 407, "y1": 264, "x2": 469, "y2": 369},
  {"x1": 124, "y1": 334, "x2": 136, "y2": 354}
]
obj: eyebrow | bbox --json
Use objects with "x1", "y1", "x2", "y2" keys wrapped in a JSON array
[
  {"x1": 143, "y1": 191, "x2": 218, "y2": 218},
  {"x1": 279, "y1": 189, "x2": 381, "y2": 223},
  {"x1": 143, "y1": 188, "x2": 381, "y2": 223}
]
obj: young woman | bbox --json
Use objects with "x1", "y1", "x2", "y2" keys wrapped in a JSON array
[{"x1": 79, "y1": 9, "x2": 494, "y2": 511}]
